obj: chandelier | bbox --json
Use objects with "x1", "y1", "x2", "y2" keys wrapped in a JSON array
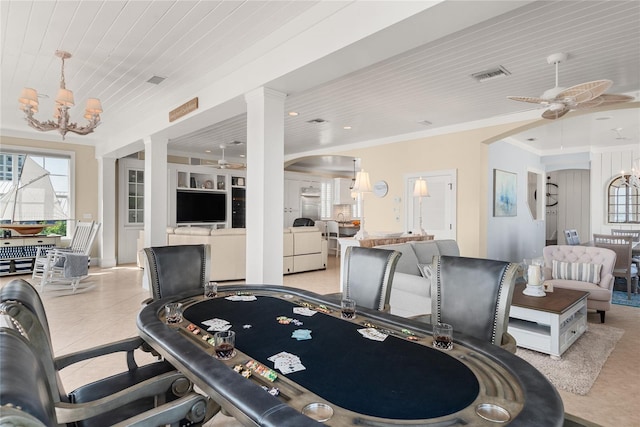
[{"x1": 18, "y1": 50, "x2": 103, "y2": 140}]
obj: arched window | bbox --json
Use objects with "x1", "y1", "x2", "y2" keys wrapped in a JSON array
[{"x1": 608, "y1": 174, "x2": 640, "y2": 223}]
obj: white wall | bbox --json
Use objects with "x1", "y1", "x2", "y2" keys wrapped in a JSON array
[{"x1": 487, "y1": 141, "x2": 545, "y2": 263}]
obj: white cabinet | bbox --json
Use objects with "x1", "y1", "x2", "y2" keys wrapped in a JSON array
[
  {"x1": 284, "y1": 179, "x2": 302, "y2": 227},
  {"x1": 334, "y1": 178, "x2": 355, "y2": 205}
]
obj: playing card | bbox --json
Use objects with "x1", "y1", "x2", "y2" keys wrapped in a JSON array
[
  {"x1": 268, "y1": 351, "x2": 299, "y2": 363},
  {"x1": 358, "y1": 328, "x2": 388, "y2": 341},
  {"x1": 277, "y1": 362, "x2": 306, "y2": 374},
  {"x1": 202, "y1": 318, "x2": 232, "y2": 331},
  {"x1": 291, "y1": 329, "x2": 312, "y2": 340},
  {"x1": 293, "y1": 307, "x2": 317, "y2": 316}
]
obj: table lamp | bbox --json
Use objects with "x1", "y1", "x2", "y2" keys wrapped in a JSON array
[
  {"x1": 352, "y1": 169, "x2": 372, "y2": 240},
  {"x1": 413, "y1": 177, "x2": 429, "y2": 236}
]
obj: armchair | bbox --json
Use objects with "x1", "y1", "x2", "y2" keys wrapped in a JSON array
[
  {"x1": 0, "y1": 279, "x2": 210, "y2": 426},
  {"x1": 142, "y1": 244, "x2": 210, "y2": 300},
  {"x1": 430, "y1": 256, "x2": 519, "y2": 352},
  {"x1": 342, "y1": 246, "x2": 402, "y2": 311}
]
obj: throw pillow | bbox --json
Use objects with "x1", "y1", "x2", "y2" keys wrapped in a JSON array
[
  {"x1": 417, "y1": 263, "x2": 432, "y2": 281},
  {"x1": 551, "y1": 259, "x2": 602, "y2": 284}
]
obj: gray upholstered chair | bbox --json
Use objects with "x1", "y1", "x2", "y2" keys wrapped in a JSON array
[
  {"x1": 0, "y1": 278, "x2": 211, "y2": 426},
  {"x1": 143, "y1": 244, "x2": 211, "y2": 300},
  {"x1": 430, "y1": 255, "x2": 519, "y2": 352},
  {"x1": 342, "y1": 246, "x2": 402, "y2": 312}
]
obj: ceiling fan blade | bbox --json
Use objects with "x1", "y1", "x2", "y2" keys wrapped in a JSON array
[
  {"x1": 507, "y1": 95, "x2": 547, "y2": 104},
  {"x1": 555, "y1": 80, "x2": 612, "y2": 104},
  {"x1": 541, "y1": 106, "x2": 570, "y2": 120}
]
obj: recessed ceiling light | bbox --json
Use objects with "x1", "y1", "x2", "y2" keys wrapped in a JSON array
[
  {"x1": 288, "y1": 111, "x2": 299, "y2": 116},
  {"x1": 343, "y1": 126, "x2": 352, "y2": 130},
  {"x1": 240, "y1": 154, "x2": 246, "y2": 158},
  {"x1": 205, "y1": 150, "x2": 211, "y2": 153}
]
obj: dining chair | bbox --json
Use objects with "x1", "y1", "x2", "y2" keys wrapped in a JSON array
[
  {"x1": 292, "y1": 217, "x2": 315, "y2": 227},
  {"x1": 0, "y1": 278, "x2": 213, "y2": 426},
  {"x1": 611, "y1": 229, "x2": 640, "y2": 264},
  {"x1": 326, "y1": 220, "x2": 340, "y2": 257},
  {"x1": 143, "y1": 244, "x2": 210, "y2": 300},
  {"x1": 430, "y1": 255, "x2": 519, "y2": 352},
  {"x1": 563, "y1": 229, "x2": 580, "y2": 245},
  {"x1": 342, "y1": 246, "x2": 402, "y2": 311},
  {"x1": 32, "y1": 220, "x2": 101, "y2": 293},
  {"x1": 593, "y1": 234, "x2": 638, "y2": 299},
  {"x1": 314, "y1": 220, "x2": 327, "y2": 239}
]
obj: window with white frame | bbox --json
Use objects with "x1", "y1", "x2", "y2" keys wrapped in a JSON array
[
  {"x1": 0, "y1": 150, "x2": 71, "y2": 235},
  {"x1": 607, "y1": 175, "x2": 640, "y2": 223},
  {"x1": 127, "y1": 168, "x2": 144, "y2": 224}
]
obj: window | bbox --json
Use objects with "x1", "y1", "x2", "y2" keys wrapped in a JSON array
[
  {"x1": 0, "y1": 150, "x2": 71, "y2": 235},
  {"x1": 321, "y1": 180, "x2": 333, "y2": 219},
  {"x1": 608, "y1": 175, "x2": 640, "y2": 223},
  {"x1": 127, "y1": 169, "x2": 144, "y2": 224}
]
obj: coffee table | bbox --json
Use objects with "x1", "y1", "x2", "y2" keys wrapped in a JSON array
[{"x1": 508, "y1": 283, "x2": 588, "y2": 358}]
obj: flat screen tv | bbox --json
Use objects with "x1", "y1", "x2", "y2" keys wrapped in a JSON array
[{"x1": 176, "y1": 190, "x2": 226, "y2": 223}]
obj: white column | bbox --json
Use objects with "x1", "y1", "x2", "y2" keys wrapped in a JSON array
[
  {"x1": 98, "y1": 157, "x2": 117, "y2": 267},
  {"x1": 244, "y1": 87, "x2": 287, "y2": 284},
  {"x1": 143, "y1": 135, "x2": 168, "y2": 248}
]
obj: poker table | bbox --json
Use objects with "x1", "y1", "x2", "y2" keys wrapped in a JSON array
[{"x1": 137, "y1": 285, "x2": 564, "y2": 426}]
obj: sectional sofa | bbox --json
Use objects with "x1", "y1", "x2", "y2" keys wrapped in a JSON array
[{"x1": 137, "y1": 226, "x2": 327, "y2": 281}]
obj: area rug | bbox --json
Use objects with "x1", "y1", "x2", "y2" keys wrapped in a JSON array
[
  {"x1": 516, "y1": 323, "x2": 624, "y2": 395},
  {"x1": 612, "y1": 290, "x2": 640, "y2": 308}
]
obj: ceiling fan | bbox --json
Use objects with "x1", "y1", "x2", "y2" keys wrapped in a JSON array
[
  {"x1": 507, "y1": 53, "x2": 634, "y2": 120},
  {"x1": 212, "y1": 144, "x2": 245, "y2": 170}
]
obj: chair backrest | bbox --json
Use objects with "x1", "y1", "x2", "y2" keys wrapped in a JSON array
[
  {"x1": 0, "y1": 279, "x2": 65, "y2": 403},
  {"x1": 563, "y1": 229, "x2": 580, "y2": 245},
  {"x1": 292, "y1": 218, "x2": 315, "y2": 227},
  {"x1": 343, "y1": 246, "x2": 402, "y2": 311},
  {"x1": 610, "y1": 229, "x2": 640, "y2": 243},
  {"x1": 68, "y1": 221, "x2": 101, "y2": 255},
  {"x1": 143, "y1": 244, "x2": 210, "y2": 300},
  {"x1": 326, "y1": 220, "x2": 339, "y2": 237},
  {"x1": 430, "y1": 255, "x2": 518, "y2": 346},
  {"x1": 0, "y1": 326, "x2": 56, "y2": 425},
  {"x1": 314, "y1": 220, "x2": 327, "y2": 238},
  {"x1": 593, "y1": 234, "x2": 633, "y2": 271}
]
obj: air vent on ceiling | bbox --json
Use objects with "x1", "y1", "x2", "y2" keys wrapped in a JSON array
[
  {"x1": 147, "y1": 75, "x2": 166, "y2": 85},
  {"x1": 228, "y1": 140, "x2": 244, "y2": 145},
  {"x1": 417, "y1": 120, "x2": 432, "y2": 126},
  {"x1": 471, "y1": 66, "x2": 511, "y2": 82},
  {"x1": 307, "y1": 118, "x2": 328, "y2": 124}
]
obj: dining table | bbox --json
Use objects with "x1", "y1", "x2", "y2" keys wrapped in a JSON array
[{"x1": 137, "y1": 285, "x2": 564, "y2": 426}]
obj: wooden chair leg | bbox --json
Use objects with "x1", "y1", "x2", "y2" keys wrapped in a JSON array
[{"x1": 597, "y1": 310, "x2": 605, "y2": 323}]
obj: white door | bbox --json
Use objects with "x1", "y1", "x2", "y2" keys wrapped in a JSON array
[{"x1": 405, "y1": 170, "x2": 457, "y2": 240}]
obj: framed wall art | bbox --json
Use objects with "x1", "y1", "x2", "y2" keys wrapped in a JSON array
[{"x1": 493, "y1": 169, "x2": 517, "y2": 217}]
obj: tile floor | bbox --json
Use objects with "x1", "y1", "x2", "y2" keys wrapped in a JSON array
[{"x1": 1, "y1": 256, "x2": 637, "y2": 426}]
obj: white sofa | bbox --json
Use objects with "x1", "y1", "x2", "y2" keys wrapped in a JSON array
[
  {"x1": 138, "y1": 226, "x2": 327, "y2": 281},
  {"x1": 374, "y1": 240, "x2": 460, "y2": 318}
]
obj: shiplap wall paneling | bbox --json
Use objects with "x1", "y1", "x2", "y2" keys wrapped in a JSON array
[{"x1": 556, "y1": 170, "x2": 590, "y2": 245}]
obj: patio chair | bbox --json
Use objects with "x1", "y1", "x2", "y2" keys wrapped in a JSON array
[
  {"x1": 0, "y1": 278, "x2": 213, "y2": 426},
  {"x1": 32, "y1": 220, "x2": 100, "y2": 292}
]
